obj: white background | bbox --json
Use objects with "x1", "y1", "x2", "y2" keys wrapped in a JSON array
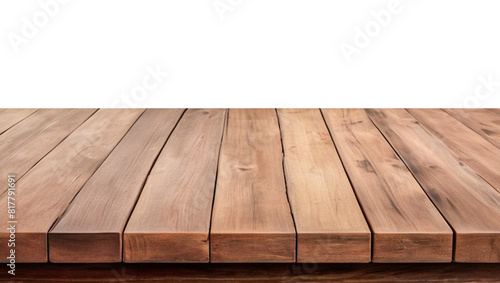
[{"x1": 1, "y1": 0, "x2": 500, "y2": 107}]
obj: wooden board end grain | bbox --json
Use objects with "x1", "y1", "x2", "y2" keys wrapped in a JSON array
[
  {"x1": 297, "y1": 233, "x2": 371, "y2": 263},
  {"x1": 210, "y1": 233, "x2": 295, "y2": 263},
  {"x1": 49, "y1": 233, "x2": 122, "y2": 263},
  {"x1": 125, "y1": 233, "x2": 210, "y2": 263}
]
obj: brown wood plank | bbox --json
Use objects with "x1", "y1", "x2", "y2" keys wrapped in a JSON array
[
  {"x1": 123, "y1": 109, "x2": 226, "y2": 263},
  {"x1": 0, "y1": 109, "x2": 96, "y2": 185},
  {"x1": 367, "y1": 109, "x2": 500, "y2": 263},
  {"x1": 49, "y1": 109, "x2": 184, "y2": 263},
  {"x1": 0, "y1": 108, "x2": 38, "y2": 134},
  {"x1": 489, "y1": 108, "x2": 500, "y2": 116},
  {"x1": 409, "y1": 109, "x2": 500, "y2": 193},
  {"x1": 277, "y1": 109, "x2": 371, "y2": 263},
  {"x1": 322, "y1": 109, "x2": 452, "y2": 262},
  {"x1": 444, "y1": 109, "x2": 500, "y2": 149},
  {"x1": 0, "y1": 109, "x2": 143, "y2": 263},
  {"x1": 210, "y1": 109, "x2": 296, "y2": 263}
]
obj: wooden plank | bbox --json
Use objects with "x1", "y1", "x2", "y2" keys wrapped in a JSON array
[
  {"x1": 0, "y1": 108, "x2": 38, "y2": 134},
  {"x1": 0, "y1": 109, "x2": 96, "y2": 185},
  {"x1": 443, "y1": 109, "x2": 500, "y2": 149},
  {"x1": 277, "y1": 109, "x2": 371, "y2": 263},
  {"x1": 123, "y1": 109, "x2": 226, "y2": 263},
  {"x1": 49, "y1": 109, "x2": 184, "y2": 263},
  {"x1": 489, "y1": 108, "x2": 500, "y2": 116},
  {"x1": 408, "y1": 109, "x2": 500, "y2": 193},
  {"x1": 210, "y1": 109, "x2": 296, "y2": 263},
  {"x1": 367, "y1": 109, "x2": 500, "y2": 263},
  {"x1": 322, "y1": 109, "x2": 452, "y2": 262},
  {"x1": 443, "y1": 109, "x2": 500, "y2": 148},
  {"x1": 0, "y1": 109, "x2": 143, "y2": 263}
]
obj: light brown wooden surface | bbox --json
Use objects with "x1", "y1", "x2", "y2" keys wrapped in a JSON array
[
  {"x1": 322, "y1": 109, "x2": 452, "y2": 262},
  {"x1": 0, "y1": 109, "x2": 143, "y2": 263},
  {"x1": 124, "y1": 109, "x2": 226, "y2": 263},
  {"x1": 1, "y1": 108, "x2": 500, "y2": 264},
  {"x1": 49, "y1": 109, "x2": 184, "y2": 263},
  {"x1": 408, "y1": 109, "x2": 500, "y2": 193},
  {"x1": 444, "y1": 109, "x2": 500, "y2": 149},
  {"x1": 210, "y1": 109, "x2": 296, "y2": 263},
  {"x1": 277, "y1": 109, "x2": 371, "y2": 263},
  {"x1": 489, "y1": 108, "x2": 500, "y2": 116},
  {"x1": 0, "y1": 108, "x2": 37, "y2": 134},
  {"x1": 0, "y1": 109, "x2": 96, "y2": 186},
  {"x1": 367, "y1": 109, "x2": 500, "y2": 263}
]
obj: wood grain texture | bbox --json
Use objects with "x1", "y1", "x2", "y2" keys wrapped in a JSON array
[
  {"x1": 0, "y1": 109, "x2": 143, "y2": 263},
  {"x1": 489, "y1": 108, "x2": 500, "y2": 116},
  {"x1": 210, "y1": 109, "x2": 296, "y2": 263},
  {"x1": 322, "y1": 109, "x2": 452, "y2": 263},
  {"x1": 49, "y1": 109, "x2": 184, "y2": 263},
  {"x1": 367, "y1": 109, "x2": 500, "y2": 263},
  {"x1": 0, "y1": 108, "x2": 37, "y2": 134},
  {"x1": 0, "y1": 109, "x2": 96, "y2": 185},
  {"x1": 444, "y1": 109, "x2": 500, "y2": 149},
  {"x1": 408, "y1": 109, "x2": 500, "y2": 194},
  {"x1": 277, "y1": 109, "x2": 371, "y2": 263},
  {"x1": 124, "y1": 109, "x2": 226, "y2": 263}
]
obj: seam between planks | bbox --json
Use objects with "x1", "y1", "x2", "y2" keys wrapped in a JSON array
[
  {"x1": 444, "y1": 109, "x2": 500, "y2": 151},
  {"x1": 275, "y1": 108, "x2": 298, "y2": 263},
  {"x1": 367, "y1": 109, "x2": 457, "y2": 262},
  {"x1": 119, "y1": 109, "x2": 188, "y2": 261},
  {"x1": 487, "y1": 109, "x2": 500, "y2": 116},
  {"x1": 208, "y1": 109, "x2": 229, "y2": 263},
  {"x1": 440, "y1": 109, "x2": 487, "y2": 144},
  {"x1": 407, "y1": 109, "x2": 500, "y2": 211},
  {"x1": 47, "y1": 109, "x2": 148, "y2": 261},
  {"x1": 319, "y1": 109, "x2": 375, "y2": 262},
  {"x1": 0, "y1": 109, "x2": 40, "y2": 136},
  {"x1": 0, "y1": 109, "x2": 99, "y2": 197},
  {"x1": 415, "y1": 109, "x2": 500, "y2": 195}
]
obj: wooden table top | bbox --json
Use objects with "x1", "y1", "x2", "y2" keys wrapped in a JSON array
[{"x1": 1, "y1": 109, "x2": 499, "y2": 265}]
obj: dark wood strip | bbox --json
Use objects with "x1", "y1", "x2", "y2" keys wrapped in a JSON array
[{"x1": 5, "y1": 263, "x2": 500, "y2": 282}]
